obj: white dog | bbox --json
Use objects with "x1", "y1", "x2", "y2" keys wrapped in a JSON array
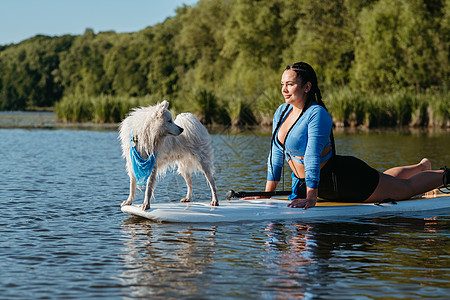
[{"x1": 119, "y1": 100, "x2": 218, "y2": 210}]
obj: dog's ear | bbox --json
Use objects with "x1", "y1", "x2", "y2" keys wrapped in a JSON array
[
  {"x1": 161, "y1": 100, "x2": 169, "y2": 110},
  {"x1": 155, "y1": 100, "x2": 170, "y2": 118}
]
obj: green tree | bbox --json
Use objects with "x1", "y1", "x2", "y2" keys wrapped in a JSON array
[
  {"x1": 59, "y1": 30, "x2": 113, "y2": 96},
  {"x1": 437, "y1": 0, "x2": 450, "y2": 89},
  {"x1": 352, "y1": 0, "x2": 446, "y2": 91},
  {"x1": 175, "y1": 0, "x2": 231, "y2": 91},
  {"x1": 144, "y1": 17, "x2": 183, "y2": 99},
  {"x1": 0, "y1": 35, "x2": 73, "y2": 110},
  {"x1": 103, "y1": 35, "x2": 150, "y2": 96},
  {"x1": 286, "y1": 0, "x2": 374, "y2": 87},
  {"x1": 222, "y1": 0, "x2": 285, "y2": 69}
]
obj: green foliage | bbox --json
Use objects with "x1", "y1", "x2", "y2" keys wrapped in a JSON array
[
  {"x1": 325, "y1": 87, "x2": 365, "y2": 127},
  {"x1": 426, "y1": 91, "x2": 450, "y2": 127},
  {"x1": 54, "y1": 94, "x2": 94, "y2": 122},
  {"x1": 256, "y1": 87, "x2": 284, "y2": 125},
  {"x1": 222, "y1": 0, "x2": 286, "y2": 69},
  {"x1": 186, "y1": 88, "x2": 221, "y2": 125},
  {"x1": 54, "y1": 94, "x2": 159, "y2": 123},
  {"x1": 59, "y1": 31, "x2": 114, "y2": 96},
  {"x1": 352, "y1": 0, "x2": 446, "y2": 91},
  {"x1": 324, "y1": 88, "x2": 449, "y2": 128},
  {"x1": 0, "y1": 0, "x2": 449, "y2": 127},
  {"x1": 287, "y1": 0, "x2": 372, "y2": 86},
  {"x1": 0, "y1": 35, "x2": 74, "y2": 110}
]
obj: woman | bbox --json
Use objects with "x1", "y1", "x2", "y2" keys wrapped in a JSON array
[{"x1": 247, "y1": 62, "x2": 449, "y2": 209}]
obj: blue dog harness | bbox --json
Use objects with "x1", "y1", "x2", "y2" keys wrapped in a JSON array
[{"x1": 130, "y1": 134, "x2": 157, "y2": 186}]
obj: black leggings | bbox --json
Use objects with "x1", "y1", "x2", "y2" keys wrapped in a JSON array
[
  {"x1": 318, "y1": 155, "x2": 380, "y2": 202},
  {"x1": 291, "y1": 155, "x2": 380, "y2": 202}
]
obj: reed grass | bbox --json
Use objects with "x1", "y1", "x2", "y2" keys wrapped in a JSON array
[
  {"x1": 54, "y1": 89, "x2": 449, "y2": 128},
  {"x1": 54, "y1": 94, "x2": 159, "y2": 123},
  {"x1": 324, "y1": 88, "x2": 449, "y2": 128}
]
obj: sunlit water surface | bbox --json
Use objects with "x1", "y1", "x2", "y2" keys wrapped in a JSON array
[{"x1": 1, "y1": 126, "x2": 449, "y2": 299}]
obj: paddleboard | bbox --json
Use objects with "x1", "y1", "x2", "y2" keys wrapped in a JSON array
[{"x1": 121, "y1": 192, "x2": 450, "y2": 223}]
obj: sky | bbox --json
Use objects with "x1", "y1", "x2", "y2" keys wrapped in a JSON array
[{"x1": 0, "y1": 0, "x2": 199, "y2": 45}]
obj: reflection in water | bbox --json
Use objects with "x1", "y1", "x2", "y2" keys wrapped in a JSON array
[
  {"x1": 262, "y1": 223, "x2": 315, "y2": 299},
  {"x1": 358, "y1": 217, "x2": 450, "y2": 295},
  {"x1": 117, "y1": 215, "x2": 449, "y2": 299},
  {"x1": 119, "y1": 219, "x2": 217, "y2": 298},
  {"x1": 257, "y1": 216, "x2": 450, "y2": 299},
  {"x1": 1, "y1": 127, "x2": 448, "y2": 299}
]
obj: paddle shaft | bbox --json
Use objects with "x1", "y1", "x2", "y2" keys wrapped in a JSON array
[{"x1": 226, "y1": 190, "x2": 292, "y2": 199}]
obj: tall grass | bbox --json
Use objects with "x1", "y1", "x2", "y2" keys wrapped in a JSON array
[
  {"x1": 54, "y1": 89, "x2": 449, "y2": 128},
  {"x1": 324, "y1": 88, "x2": 449, "y2": 128},
  {"x1": 54, "y1": 94, "x2": 159, "y2": 123}
]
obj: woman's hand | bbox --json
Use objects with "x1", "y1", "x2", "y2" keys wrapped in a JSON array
[
  {"x1": 287, "y1": 198, "x2": 317, "y2": 209},
  {"x1": 288, "y1": 187, "x2": 318, "y2": 209}
]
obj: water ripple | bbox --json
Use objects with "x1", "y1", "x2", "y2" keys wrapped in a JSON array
[{"x1": 0, "y1": 128, "x2": 449, "y2": 299}]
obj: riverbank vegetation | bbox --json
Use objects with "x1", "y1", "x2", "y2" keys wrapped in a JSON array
[{"x1": 1, "y1": 0, "x2": 449, "y2": 128}]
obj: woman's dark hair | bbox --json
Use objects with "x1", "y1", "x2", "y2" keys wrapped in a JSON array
[
  {"x1": 285, "y1": 62, "x2": 328, "y2": 114},
  {"x1": 284, "y1": 62, "x2": 336, "y2": 156}
]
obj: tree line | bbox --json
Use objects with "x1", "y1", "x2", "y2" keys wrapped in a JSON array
[{"x1": 0, "y1": 0, "x2": 449, "y2": 127}]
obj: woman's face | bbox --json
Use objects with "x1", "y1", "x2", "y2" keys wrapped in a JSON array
[{"x1": 281, "y1": 70, "x2": 311, "y2": 107}]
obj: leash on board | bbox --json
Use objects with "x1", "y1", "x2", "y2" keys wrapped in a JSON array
[{"x1": 439, "y1": 166, "x2": 450, "y2": 194}]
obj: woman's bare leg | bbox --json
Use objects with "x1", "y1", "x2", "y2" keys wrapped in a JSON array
[
  {"x1": 364, "y1": 170, "x2": 443, "y2": 202},
  {"x1": 384, "y1": 158, "x2": 431, "y2": 179},
  {"x1": 365, "y1": 169, "x2": 444, "y2": 203}
]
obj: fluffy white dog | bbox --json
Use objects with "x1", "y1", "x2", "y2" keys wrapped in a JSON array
[{"x1": 119, "y1": 100, "x2": 218, "y2": 210}]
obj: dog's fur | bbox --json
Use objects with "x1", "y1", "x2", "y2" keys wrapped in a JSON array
[{"x1": 119, "y1": 100, "x2": 218, "y2": 210}]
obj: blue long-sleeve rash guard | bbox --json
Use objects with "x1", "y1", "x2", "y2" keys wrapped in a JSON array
[{"x1": 267, "y1": 102, "x2": 333, "y2": 189}]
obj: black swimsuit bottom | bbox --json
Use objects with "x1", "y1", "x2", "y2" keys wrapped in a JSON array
[{"x1": 318, "y1": 155, "x2": 380, "y2": 202}]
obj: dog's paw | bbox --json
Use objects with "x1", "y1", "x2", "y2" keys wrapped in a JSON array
[
  {"x1": 121, "y1": 200, "x2": 133, "y2": 207},
  {"x1": 141, "y1": 203, "x2": 150, "y2": 211},
  {"x1": 180, "y1": 198, "x2": 191, "y2": 203},
  {"x1": 210, "y1": 200, "x2": 219, "y2": 206}
]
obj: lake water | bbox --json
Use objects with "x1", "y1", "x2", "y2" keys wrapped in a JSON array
[{"x1": 1, "y1": 120, "x2": 450, "y2": 299}]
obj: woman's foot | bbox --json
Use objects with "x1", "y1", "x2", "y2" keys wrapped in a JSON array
[{"x1": 419, "y1": 158, "x2": 432, "y2": 171}]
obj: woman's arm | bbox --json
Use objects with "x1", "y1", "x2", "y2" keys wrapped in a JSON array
[
  {"x1": 265, "y1": 180, "x2": 278, "y2": 192},
  {"x1": 303, "y1": 106, "x2": 333, "y2": 190}
]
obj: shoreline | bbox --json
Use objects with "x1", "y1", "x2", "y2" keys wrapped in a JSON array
[{"x1": 1, "y1": 111, "x2": 449, "y2": 134}]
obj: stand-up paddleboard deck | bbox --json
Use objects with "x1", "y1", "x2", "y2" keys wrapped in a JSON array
[{"x1": 121, "y1": 193, "x2": 450, "y2": 223}]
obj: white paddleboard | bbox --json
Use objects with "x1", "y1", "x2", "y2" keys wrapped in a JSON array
[{"x1": 121, "y1": 193, "x2": 450, "y2": 223}]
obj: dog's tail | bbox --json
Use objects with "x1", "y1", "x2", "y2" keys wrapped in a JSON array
[
  {"x1": 174, "y1": 112, "x2": 214, "y2": 171},
  {"x1": 175, "y1": 113, "x2": 211, "y2": 144}
]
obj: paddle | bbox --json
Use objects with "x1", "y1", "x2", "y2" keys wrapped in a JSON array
[{"x1": 225, "y1": 190, "x2": 292, "y2": 200}]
